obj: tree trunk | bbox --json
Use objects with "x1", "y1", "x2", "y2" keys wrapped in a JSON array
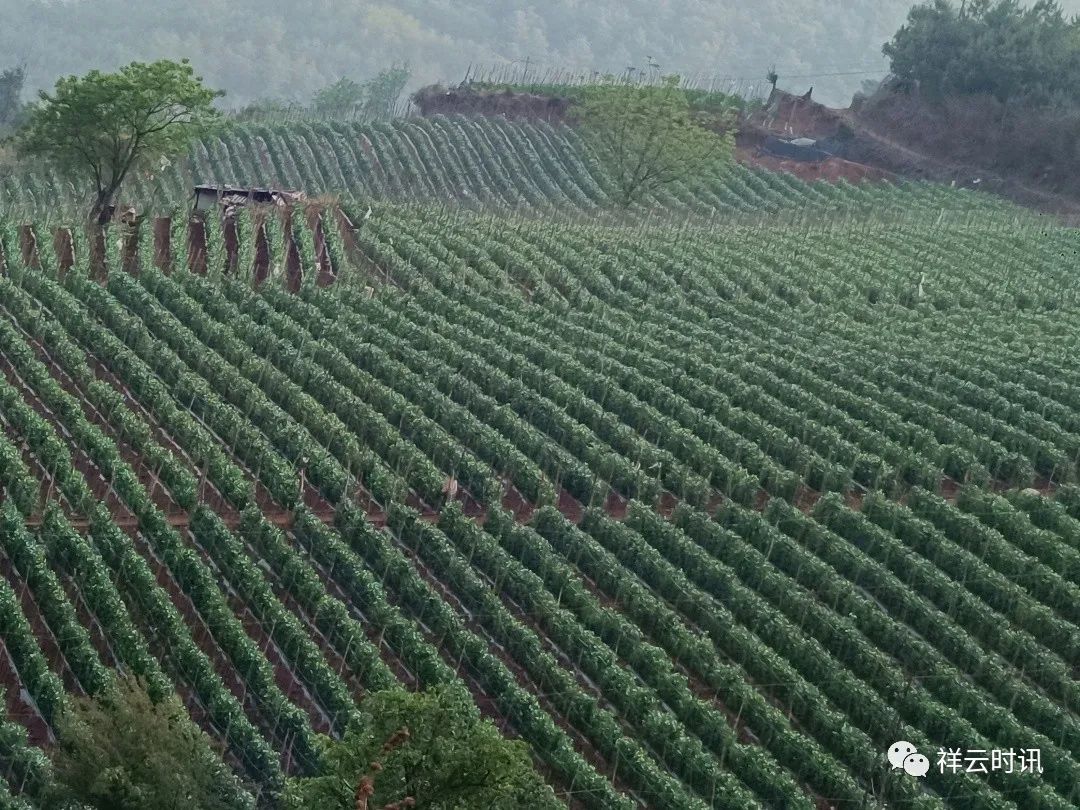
[{"x1": 89, "y1": 189, "x2": 115, "y2": 228}]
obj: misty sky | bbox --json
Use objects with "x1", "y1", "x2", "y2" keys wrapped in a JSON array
[{"x1": 4, "y1": 0, "x2": 1080, "y2": 107}]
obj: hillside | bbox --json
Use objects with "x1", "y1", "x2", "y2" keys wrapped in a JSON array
[
  {"x1": 1, "y1": 115, "x2": 1025, "y2": 224},
  {"x1": 743, "y1": 87, "x2": 1080, "y2": 219},
  {"x1": 0, "y1": 144, "x2": 1078, "y2": 810},
  {"x1": 389, "y1": 84, "x2": 1080, "y2": 219}
]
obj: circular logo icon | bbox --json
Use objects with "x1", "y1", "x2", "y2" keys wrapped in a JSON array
[
  {"x1": 888, "y1": 741, "x2": 918, "y2": 770},
  {"x1": 903, "y1": 753, "x2": 930, "y2": 778}
]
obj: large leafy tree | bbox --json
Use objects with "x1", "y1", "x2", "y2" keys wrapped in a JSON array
[
  {"x1": 361, "y1": 66, "x2": 410, "y2": 118},
  {"x1": 16, "y1": 59, "x2": 221, "y2": 224},
  {"x1": 884, "y1": 0, "x2": 1080, "y2": 103},
  {"x1": 45, "y1": 675, "x2": 252, "y2": 810},
  {"x1": 577, "y1": 75, "x2": 733, "y2": 207},
  {"x1": 284, "y1": 686, "x2": 560, "y2": 810}
]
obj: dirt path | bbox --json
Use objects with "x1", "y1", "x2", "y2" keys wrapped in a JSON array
[
  {"x1": 21, "y1": 467, "x2": 1041, "y2": 536},
  {"x1": 736, "y1": 146, "x2": 897, "y2": 184},
  {"x1": 837, "y1": 109, "x2": 1080, "y2": 220}
]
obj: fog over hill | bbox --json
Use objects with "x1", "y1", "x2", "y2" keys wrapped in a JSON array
[{"x1": 6, "y1": 0, "x2": 1079, "y2": 107}]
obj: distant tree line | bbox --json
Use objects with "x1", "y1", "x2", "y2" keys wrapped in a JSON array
[
  {"x1": 237, "y1": 66, "x2": 411, "y2": 122},
  {"x1": 11, "y1": 0, "x2": 1061, "y2": 109}
]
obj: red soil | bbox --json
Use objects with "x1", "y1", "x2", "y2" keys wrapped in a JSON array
[{"x1": 736, "y1": 147, "x2": 896, "y2": 184}]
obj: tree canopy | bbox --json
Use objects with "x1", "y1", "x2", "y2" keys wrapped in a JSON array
[
  {"x1": 312, "y1": 77, "x2": 368, "y2": 112},
  {"x1": 884, "y1": 0, "x2": 1080, "y2": 103},
  {"x1": 312, "y1": 66, "x2": 410, "y2": 117},
  {"x1": 45, "y1": 675, "x2": 253, "y2": 810},
  {"x1": 578, "y1": 75, "x2": 734, "y2": 206},
  {"x1": 284, "y1": 686, "x2": 560, "y2": 810},
  {"x1": 15, "y1": 59, "x2": 221, "y2": 222}
]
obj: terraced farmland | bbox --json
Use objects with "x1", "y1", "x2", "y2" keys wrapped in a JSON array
[
  {"x1": 0, "y1": 173, "x2": 1077, "y2": 810},
  {"x1": 1, "y1": 115, "x2": 1027, "y2": 223}
]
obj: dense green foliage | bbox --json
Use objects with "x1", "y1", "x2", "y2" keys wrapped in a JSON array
[
  {"x1": 285, "y1": 686, "x2": 559, "y2": 809},
  {"x1": 46, "y1": 675, "x2": 252, "y2": 810},
  {"x1": 575, "y1": 76, "x2": 735, "y2": 205},
  {"x1": 884, "y1": 0, "x2": 1080, "y2": 102},
  {"x1": 15, "y1": 60, "x2": 221, "y2": 222}
]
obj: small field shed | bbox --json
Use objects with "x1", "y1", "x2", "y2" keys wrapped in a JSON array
[{"x1": 193, "y1": 185, "x2": 305, "y2": 212}]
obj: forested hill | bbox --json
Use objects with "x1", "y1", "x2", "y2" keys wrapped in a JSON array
[{"x1": 8, "y1": 0, "x2": 1080, "y2": 107}]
